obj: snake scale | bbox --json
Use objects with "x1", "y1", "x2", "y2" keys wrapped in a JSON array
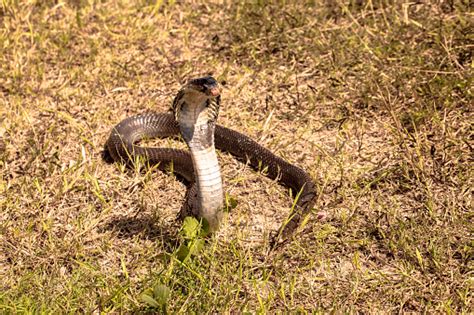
[{"x1": 106, "y1": 76, "x2": 317, "y2": 246}]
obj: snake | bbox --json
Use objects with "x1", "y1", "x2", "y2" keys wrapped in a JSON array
[{"x1": 105, "y1": 76, "x2": 317, "y2": 246}]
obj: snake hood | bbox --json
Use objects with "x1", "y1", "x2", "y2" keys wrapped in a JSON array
[{"x1": 170, "y1": 76, "x2": 225, "y2": 230}]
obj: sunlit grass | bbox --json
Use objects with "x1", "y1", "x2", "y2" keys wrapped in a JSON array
[{"x1": 1, "y1": 0, "x2": 472, "y2": 313}]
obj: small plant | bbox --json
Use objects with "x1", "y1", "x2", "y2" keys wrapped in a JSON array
[
  {"x1": 175, "y1": 216, "x2": 208, "y2": 263},
  {"x1": 140, "y1": 217, "x2": 207, "y2": 311},
  {"x1": 140, "y1": 283, "x2": 171, "y2": 314}
]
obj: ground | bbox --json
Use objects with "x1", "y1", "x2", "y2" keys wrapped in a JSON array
[{"x1": 0, "y1": 0, "x2": 472, "y2": 313}]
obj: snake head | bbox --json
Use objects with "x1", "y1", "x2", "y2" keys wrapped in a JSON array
[
  {"x1": 185, "y1": 76, "x2": 220, "y2": 97},
  {"x1": 172, "y1": 76, "x2": 221, "y2": 123}
]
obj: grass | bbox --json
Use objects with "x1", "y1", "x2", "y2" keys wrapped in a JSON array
[{"x1": 0, "y1": 0, "x2": 472, "y2": 313}]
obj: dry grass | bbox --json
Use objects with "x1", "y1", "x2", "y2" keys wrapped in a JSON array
[{"x1": 1, "y1": 0, "x2": 472, "y2": 313}]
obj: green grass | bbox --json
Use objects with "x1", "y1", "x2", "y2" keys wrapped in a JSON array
[{"x1": 1, "y1": 0, "x2": 472, "y2": 313}]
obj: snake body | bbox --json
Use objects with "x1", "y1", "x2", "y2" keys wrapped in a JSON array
[{"x1": 106, "y1": 76, "x2": 317, "y2": 244}]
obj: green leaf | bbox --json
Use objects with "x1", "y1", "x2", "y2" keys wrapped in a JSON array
[
  {"x1": 189, "y1": 239, "x2": 205, "y2": 256},
  {"x1": 153, "y1": 284, "x2": 171, "y2": 306},
  {"x1": 199, "y1": 218, "x2": 210, "y2": 237},
  {"x1": 140, "y1": 292, "x2": 160, "y2": 308},
  {"x1": 182, "y1": 216, "x2": 200, "y2": 239},
  {"x1": 176, "y1": 244, "x2": 190, "y2": 262}
]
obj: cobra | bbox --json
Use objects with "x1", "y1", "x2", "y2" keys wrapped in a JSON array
[{"x1": 106, "y1": 76, "x2": 317, "y2": 245}]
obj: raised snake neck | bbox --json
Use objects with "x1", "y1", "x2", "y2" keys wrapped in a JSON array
[{"x1": 105, "y1": 78, "x2": 317, "y2": 246}]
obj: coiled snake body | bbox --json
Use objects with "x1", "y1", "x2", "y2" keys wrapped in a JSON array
[{"x1": 106, "y1": 76, "x2": 317, "y2": 245}]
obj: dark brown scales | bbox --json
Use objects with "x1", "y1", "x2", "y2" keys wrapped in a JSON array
[{"x1": 106, "y1": 112, "x2": 317, "y2": 247}]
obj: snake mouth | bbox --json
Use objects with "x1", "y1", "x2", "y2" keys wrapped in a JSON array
[{"x1": 208, "y1": 86, "x2": 220, "y2": 97}]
